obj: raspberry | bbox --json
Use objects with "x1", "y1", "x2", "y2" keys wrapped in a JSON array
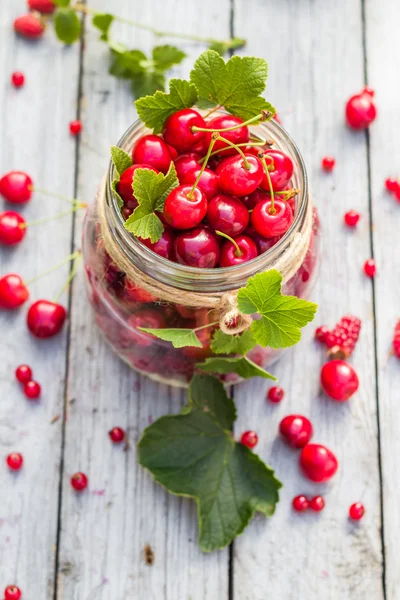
[
  {"x1": 393, "y1": 320, "x2": 400, "y2": 358},
  {"x1": 324, "y1": 315, "x2": 361, "y2": 357}
]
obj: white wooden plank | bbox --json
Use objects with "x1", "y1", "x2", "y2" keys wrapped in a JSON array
[
  {"x1": 365, "y1": 0, "x2": 400, "y2": 595},
  {"x1": 0, "y1": 0, "x2": 80, "y2": 597},
  {"x1": 57, "y1": 2, "x2": 231, "y2": 598},
  {"x1": 232, "y1": 0, "x2": 384, "y2": 598}
]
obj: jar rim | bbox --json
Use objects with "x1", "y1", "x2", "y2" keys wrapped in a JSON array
[{"x1": 104, "y1": 111, "x2": 309, "y2": 293}]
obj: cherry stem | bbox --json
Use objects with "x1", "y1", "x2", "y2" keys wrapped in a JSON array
[
  {"x1": 259, "y1": 153, "x2": 275, "y2": 213},
  {"x1": 32, "y1": 187, "x2": 86, "y2": 208},
  {"x1": 187, "y1": 133, "x2": 219, "y2": 199},
  {"x1": 215, "y1": 230, "x2": 242, "y2": 257},
  {"x1": 20, "y1": 205, "x2": 85, "y2": 229},
  {"x1": 25, "y1": 250, "x2": 81, "y2": 287},
  {"x1": 204, "y1": 105, "x2": 223, "y2": 119},
  {"x1": 198, "y1": 141, "x2": 266, "y2": 164},
  {"x1": 218, "y1": 136, "x2": 251, "y2": 169},
  {"x1": 275, "y1": 188, "x2": 300, "y2": 201},
  {"x1": 53, "y1": 253, "x2": 82, "y2": 303},
  {"x1": 192, "y1": 112, "x2": 265, "y2": 134},
  {"x1": 193, "y1": 320, "x2": 219, "y2": 332}
]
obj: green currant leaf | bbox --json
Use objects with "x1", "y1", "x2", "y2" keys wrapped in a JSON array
[
  {"x1": 208, "y1": 37, "x2": 247, "y2": 56},
  {"x1": 92, "y1": 13, "x2": 114, "y2": 41},
  {"x1": 198, "y1": 356, "x2": 276, "y2": 380},
  {"x1": 237, "y1": 270, "x2": 318, "y2": 348},
  {"x1": 110, "y1": 146, "x2": 132, "y2": 177},
  {"x1": 210, "y1": 329, "x2": 257, "y2": 355},
  {"x1": 109, "y1": 48, "x2": 147, "y2": 79},
  {"x1": 138, "y1": 374, "x2": 281, "y2": 552},
  {"x1": 135, "y1": 78, "x2": 198, "y2": 133},
  {"x1": 111, "y1": 179, "x2": 124, "y2": 210},
  {"x1": 131, "y1": 71, "x2": 166, "y2": 100},
  {"x1": 54, "y1": 8, "x2": 81, "y2": 44},
  {"x1": 152, "y1": 45, "x2": 186, "y2": 72},
  {"x1": 138, "y1": 327, "x2": 203, "y2": 348}
]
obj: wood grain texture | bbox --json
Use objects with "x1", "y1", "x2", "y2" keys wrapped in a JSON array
[
  {"x1": 232, "y1": 0, "x2": 384, "y2": 598},
  {"x1": 0, "y1": 1, "x2": 80, "y2": 597},
  {"x1": 56, "y1": 2, "x2": 231, "y2": 599}
]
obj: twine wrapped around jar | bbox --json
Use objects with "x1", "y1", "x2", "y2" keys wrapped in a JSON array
[{"x1": 98, "y1": 187, "x2": 313, "y2": 336}]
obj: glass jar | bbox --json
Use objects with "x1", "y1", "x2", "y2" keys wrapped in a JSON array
[{"x1": 82, "y1": 114, "x2": 319, "y2": 387}]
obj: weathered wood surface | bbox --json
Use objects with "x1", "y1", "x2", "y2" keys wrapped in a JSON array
[{"x1": 0, "y1": 0, "x2": 397, "y2": 598}]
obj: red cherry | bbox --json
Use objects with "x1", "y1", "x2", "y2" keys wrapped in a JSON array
[
  {"x1": 204, "y1": 115, "x2": 249, "y2": 156},
  {"x1": 174, "y1": 227, "x2": 220, "y2": 268},
  {"x1": 219, "y1": 234, "x2": 258, "y2": 267},
  {"x1": 241, "y1": 189, "x2": 269, "y2": 210},
  {"x1": 0, "y1": 171, "x2": 33, "y2": 203},
  {"x1": 364, "y1": 258, "x2": 376, "y2": 278},
  {"x1": 166, "y1": 144, "x2": 178, "y2": 160},
  {"x1": 14, "y1": 13, "x2": 44, "y2": 38},
  {"x1": 245, "y1": 225, "x2": 280, "y2": 254},
  {"x1": 163, "y1": 109, "x2": 206, "y2": 153},
  {"x1": 23, "y1": 380, "x2": 41, "y2": 400},
  {"x1": 252, "y1": 199, "x2": 293, "y2": 238},
  {"x1": 140, "y1": 229, "x2": 175, "y2": 260},
  {"x1": 15, "y1": 364, "x2": 33, "y2": 383},
  {"x1": 117, "y1": 164, "x2": 158, "y2": 207},
  {"x1": 109, "y1": 427, "x2": 125, "y2": 443},
  {"x1": 4, "y1": 585, "x2": 22, "y2": 600},
  {"x1": 181, "y1": 167, "x2": 219, "y2": 201},
  {"x1": 320, "y1": 359, "x2": 359, "y2": 401},
  {"x1": 346, "y1": 89, "x2": 377, "y2": 129},
  {"x1": 11, "y1": 72, "x2": 25, "y2": 88},
  {"x1": 164, "y1": 185, "x2": 207, "y2": 230},
  {"x1": 267, "y1": 385, "x2": 285, "y2": 403},
  {"x1": 69, "y1": 120, "x2": 82, "y2": 135},
  {"x1": 128, "y1": 308, "x2": 166, "y2": 346},
  {"x1": 292, "y1": 495, "x2": 309, "y2": 512},
  {"x1": 260, "y1": 150, "x2": 294, "y2": 192},
  {"x1": 385, "y1": 178, "x2": 399, "y2": 193},
  {"x1": 0, "y1": 211, "x2": 26, "y2": 245},
  {"x1": 300, "y1": 443, "x2": 338, "y2": 483},
  {"x1": 321, "y1": 156, "x2": 335, "y2": 171},
  {"x1": 344, "y1": 210, "x2": 360, "y2": 227},
  {"x1": 124, "y1": 280, "x2": 157, "y2": 303},
  {"x1": 315, "y1": 325, "x2": 329, "y2": 343},
  {"x1": 27, "y1": 300, "x2": 67, "y2": 338},
  {"x1": 71, "y1": 472, "x2": 88, "y2": 491},
  {"x1": 310, "y1": 495, "x2": 325, "y2": 512},
  {"x1": 0, "y1": 274, "x2": 29, "y2": 309},
  {"x1": 174, "y1": 153, "x2": 201, "y2": 180},
  {"x1": 240, "y1": 430, "x2": 258, "y2": 449},
  {"x1": 218, "y1": 154, "x2": 264, "y2": 197},
  {"x1": 207, "y1": 194, "x2": 249, "y2": 236},
  {"x1": 28, "y1": 0, "x2": 56, "y2": 13},
  {"x1": 349, "y1": 502, "x2": 365, "y2": 520},
  {"x1": 279, "y1": 414, "x2": 313, "y2": 448},
  {"x1": 6, "y1": 452, "x2": 23, "y2": 471},
  {"x1": 132, "y1": 135, "x2": 173, "y2": 174}
]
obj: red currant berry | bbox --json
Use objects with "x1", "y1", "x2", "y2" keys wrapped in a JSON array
[
  {"x1": 315, "y1": 325, "x2": 329, "y2": 344},
  {"x1": 392, "y1": 320, "x2": 400, "y2": 358},
  {"x1": 204, "y1": 115, "x2": 249, "y2": 156},
  {"x1": 14, "y1": 13, "x2": 44, "y2": 38},
  {"x1": 163, "y1": 109, "x2": 206, "y2": 154},
  {"x1": 15, "y1": 364, "x2": 33, "y2": 384},
  {"x1": 108, "y1": 427, "x2": 125, "y2": 443},
  {"x1": 71, "y1": 472, "x2": 88, "y2": 491},
  {"x1": 349, "y1": 502, "x2": 365, "y2": 520},
  {"x1": 207, "y1": 194, "x2": 249, "y2": 236},
  {"x1": 28, "y1": 0, "x2": 56, "y2": 13},
  {"x1": 128, "y1": 309, "x2": 166, "y2": 346},
  {"x1": 23, "y1": 380, "x2": 41, "y2": 400},
  {"x1": 219, "y1": 234, "x2": 258, "y2": 267},
  {"x1": 6, "y1": 452, "x2": 23, "y2": 471},
  {"x1": 320, "y1": 359, "x2": 359, "y2": 401},
  {"x1": 321, "y1": 156, "x2": 335, "y2": 171},
  {"x1": 132, "y1": 135, "x2": 173, "y2": 174},
  {"x1": 292, "y1": 495, "x2": 309, "y2": 512},
  {"x1": 267, "y1": 386, "x2": 285, "y2": 403},
  {"x1": 181, "y1": 166, "x2": 220, "y2": 201},
  {"x1": 273, "y1": 113, "x2": 282, "y2": 124},
  {"x1": 251, "y1": 199, "x2": 293, "y2": 238},
  {"x1": 0, "y1": 274, "x2": 29, "y2": 309},
  {"x1": 4, "y1": 585, "x2": 22, "y2": 600},
  {"x1": 240, "y1": 430, "x2": 258, "y2": 449},
  {"x1": 117, "y1": 164, "x2": 158, "y2": 207},
  {"x1": 69, "y1": 120, "x2": 82, "y2": 136},
  {"x1": 260, "y1": 150, "x2": 294, "y2": 191},
  {"x1": 300, "y1": 443, "x2": 338, "y2": 483},
  {"x1": 344, "y1": 210, "x2": 360, "y2": 227},
  {"x1": 346, "y1": 89, "x2": 377, "y2": 129},
  {"x1": 140, "y1": 229, "x2": 175, "y2": 261},
  {"x1": 124, "y1": 280, "x2": 157, "y2": 303},
  {"x1": 0, "y1": 211, "x2": 26, "y2": 245},
  {"x1": 11, "y1": 72, "x2": 25, "y2": 88},
  {"x1": 174, "y1": 153, "x2": 202, "y2": 181},
  {"x1": 27, "y1": 300, "x2": 67, "y2": 338},
  {"x1": 309, "y1": 495, "x2": 325, "y2": 512},
  {"x1": 279, "y1": 414, "x2": 313, "y2": 448},
  {"x1": 218, "y1": 155, "x2": 264, "y2": 197},
  {"x1": 0, "y1": 171, "x2": 33, "y2": 204},
  {"x1": 164, "y1": 185, "x2": 207, "y2": 230},
  {"x1": 174, "y1": 227, "x2": 220, "y2": 268},
  {"x1": 385, "y1": 178, "x2": 399, "y2": 193},
  {"x1": 364, "y1": 259, "x2": 376, "y2": 278}
]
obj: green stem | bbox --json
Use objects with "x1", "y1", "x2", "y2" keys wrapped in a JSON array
[
  {"x1": 204, "y1": 105, "x2": 222, "y2": 119},
  {"x1": 25, "y1": 251, "x2": 81, "y2": 287},
  {"x1": 259, "y1": 153, "x2": 275, "y2": 213},
  {"x1": 33, "y1": 187, "x2": 86, "y2": 208},
  {"x1": 193, "y1": 320, "x2": 219, "y2": 332},
  {"x1": 215, "y1": 230, "x2": 242, "y2": 257},
  {"x1": 198, "y1": 141, "x2": 266, "y2": 164},
  {"x1": 192, "y1": 113, "x2": 264, "y2": 134},
  {"x1": 219, "y1": 136, "x2": 251, "y2": 169},
  {"x1": 20, "y1": 205, "x2": 84, "y2": 229},
  {"x1": 188, "y1": 133, "x2": 219, "y2": 198},
  {"x1": 53, "y1": 253, "x2": 82, "y2": 303}
]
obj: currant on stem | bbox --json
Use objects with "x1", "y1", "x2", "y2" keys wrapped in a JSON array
[
  {"x1": 163, "y1": 108, "x2": 206, "y2": 154},
  {"x1": 0, "y1": 171, "x2": 33, "y2": 203},
  {"x1": 0, "y1": 274, "x2": 29, "y2": 309},
  {"x1": 0, "y1": 211, "x2": 27, "y2": 245}
]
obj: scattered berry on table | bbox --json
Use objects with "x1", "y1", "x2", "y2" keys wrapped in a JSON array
[
  {"x1": 349, "y1": 502, "x2": 365, "y2": 520},
  {"x1": 11, "y1": 71, "x2": 25, "y2": 88},
  {"x1": 279, "y1": 414, "x2": 313, "y2": 448},
  {"x1": 0, "y1": 171, "x2": 33, "y2": 203},
  {"x1": 0, "y1": 274, "x2": 29, "y2": 309},
  {"x1": 315, "y1": 325, "x2": 329, "y2": 344},
  {"x1": 393, "y1": 321, "x2": 400, "y2": 358},
  {"x1": 321, "y1": 156, "x2": 335, "y2": 172},
  {"x1": 109, "y1": 427, "x2": 125, "y2": 443},
  {"x1": 309, "y1": 495, "x2": 325, "y2": 512},
  {"x1": 292, "y1": 495, "x2": 309, "y2": 512},
  {"x1": 300, "y1": 443, "x2": 338, "y2": 483},
  {"x1": 23, "y1": 380, "x2": 41, "y2": 400},
  {"x1": 344, "y1": 210, "x2": 360, "y2": 227},
  {"x1": 385, "y1": 177, "x2": 399, "y2": 194},
  {"x1": 14, "y1": 13, "x2": 45, "y2": 39},
  {"x1": 27, "y1": 300, "x2": 67, "y2": 338},
  {"x1": 6, "y1": 452, "x2": 24, "y2": 471},
  {"x1": 15, "y1": 364, "x2": 33, "y2": 384},
  {"x1": 0, "y1": 211, "x2": 27, "y2": 246},
  {"x1": 345, "y1": 87, "x2": 377, "y2": 130},
  {"x1": 267, "y1": 386, "x2": 285, "y2": 403},
  {"x1": 71, "y1": 472, "x2": 88, "y2": 491},
  {"x1": 364, "y1": 258, "x2": 376, "y2": 278},
  {"x1": 28, "y1": 0, "x2": 56, "y2": 13},
  {"x1": 320, "y1": 359, "x2": 359, "y2": 401},
  {"x1": 4, "y1": 585, "x2": 22, "y2": 600},
  {"x1": 69, "y1": 120, "x2": 82, "y2": 136},
  {"x1": 240, "y1": 430, "x2": 258, "y2": 449},
  {"x1": 325, "y1": 315, "x2": 362, "y2": 357}
]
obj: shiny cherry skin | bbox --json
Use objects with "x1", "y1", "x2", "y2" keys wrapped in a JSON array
[
  {"x1": 174, "y1": 227, "x2": 220, "y2": 268},
  {"x1": 181, "y1": 166, "x2": 220, "y2": 201},
  {"x1": 132, "y1": 135, "x2": 173, "y2": 174},
  {"x1": 241, "y1": 189, "x2": 269, "y2": 210},
  {"x1": 292, "y1": 495, "x2": 309, "y2": 512},
  {"x1": 207, "y1": 194, "x2": 249, "y2": 236},
  {"x1": 166, "y1": 144, "x2": 178, "y2": 160},
  {"x1": 109, "y1": 426, "x2": 126, "y2": 443},
  {"x1": 15, "y1": 364, "x2": 33, "y2": 383},
  {"x1": 267, "y1": 386, "x2": 285, "y2": 403},
  {"x1": 279, "y1": 414, "x2": 313, "y2": 448},
  {"x1": 310, "y1": 495, "x2": 325, "y2": 512},
  {"x1": 71, "y1": 472, "x2": 88, "y2": 491},
  {"x1": 320, "y1": 359, "x2": 359, "y2": 401},
  {"x1": 0, "y1": 170, "x2": 33, "y2": 203},
  {"x1": 0, "y1": 274, "x2": 29, "y2": 309},
  {"x1": 349, "y1": 502, "x2": 365, "y2": 520},
  {"x1": 140, "y1": 229, "x2": 175, "y2": 260},
  {"x1": 260, "y1": 150, "x2": 294, "y2": 192},
  {"x1": 24, "y1": 380, "x2": 41, "y2": 400},
  {"x1": 117, "y1": 164, "x2": 158, "y2": 207},
  {"x1": 204, "y1": 115, "x2": 249, "y2": 156},
  {"x1": 218, "y1": 154, "x2": 264, "y2": 197},
  {"x1": 163, "y1": 108, "x2": 206, "y2": 154},
  {"x1": 219, "y1": 235, "x2": 258, "y2": 267},
  {"x1": 4, "y1": 585, "x2": 22, "y2": 600},
  {"x1": 346, "y1": 88, "x2": 377, "y2": 130},
  {"x1": 300, "y1": 443, "x2": 338, "y2": 483},
  {"x1": 69, "y1": 120, "x2": 82, "y2": 135},
  {"x1": 385, "y1": 177, "x2": 399, "y2": 193},
  {"x1": 252, "y1": 198, "x2": 293, "y2": 238},
  {"x1": 27, "y1": 300, "x2": 67, "y2": 338},
  {"x1": 164, "y1": 185, "x2": 208, "y2": 230},
  {"x1": 245, "y1": 225, "x2": 280, "y2": 254},
  {"x1": 11, "y1": 71, "x2": 25, "y2": 87},
  {"x1": 240, "y1": 430, "x2": 258, "y2": 449},
  {"x1": 321, "y1": 156, "x2": 335, "y2": 171},
  {"x1": 344, "y1": 209, "x2": 360, "y2": 227},
  {"x1": 0, "y1": 211, "x2": 26, "y2": 245},
  {"x1": 174, "y1": 153, "x2": 202, "y2": 181},
  {"x1": 6, "y1": 452, "x2": 24, "y2": 471},
  {"x1": 364, "y1": 258, "x2": 376, "y2": 278}
]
